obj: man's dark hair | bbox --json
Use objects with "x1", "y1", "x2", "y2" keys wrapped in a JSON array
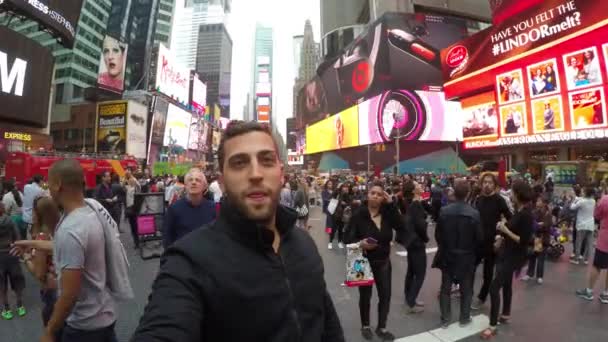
[
  {"x1": 217, "y1": 121, "x2": 275, "y2": 171},
  {"x1": 49, "y1": 159, "x2": 85, "y2": 192},
  {"x1": 584, "y1": 185, "x2": 595, "y2": 198},
  {"x1": 453, "y1": 179, "x2": 470, "y2": 201},
  {"x1": 178, "y1": 175, "x2": 185, "y2": 183},
  {"x1": 32, "y1": 174, "x2": 43, "y2": 184},
  {"x1": 370, "y1": 180, "x2": 384, "y2": 191},
  {"x1": 512, "y1": 180, "x2": 534, "y2": 204}
]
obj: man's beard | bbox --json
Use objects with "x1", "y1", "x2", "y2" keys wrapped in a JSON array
[{"x1": 224, "y1": 188, "x2": 278, "y2": 224}]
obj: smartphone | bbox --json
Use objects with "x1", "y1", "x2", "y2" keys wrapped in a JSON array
[{"x1": 366, "y1": 237, "x2": 378, "y2": 244}]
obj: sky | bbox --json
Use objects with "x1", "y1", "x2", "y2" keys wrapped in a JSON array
[{"x1": 227, "y1": 0, "x2": 321, "y2": 139}]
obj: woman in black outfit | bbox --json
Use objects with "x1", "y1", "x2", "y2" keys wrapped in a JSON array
[
  {"x1": 402, "y1": 180, "x2": 429, "y2": 313},
  {"x1": 348, "y1": 181, "x2": 403, "y2": 341},
  {"x1": 331, "y1": 183, "x2": 353, "y2": 249},
  {"x1": 481, "y1": 180, "x2": 534, "y2": 339},
  {"x1": 322, "y1": 180, "x2": 336, "y2": 247}
]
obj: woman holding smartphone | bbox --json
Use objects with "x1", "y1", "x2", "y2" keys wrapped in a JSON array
[{"x1": 347, "y1": 181, "x2": 404, "y2": 341}]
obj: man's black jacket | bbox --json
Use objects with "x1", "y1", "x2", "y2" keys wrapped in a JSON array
[
  {"x1": 131, "y1": 200, "x2": 345, "y2": 342},
  {"x1": 434, "y1": 201, "x2": 483, "y2": 280}
]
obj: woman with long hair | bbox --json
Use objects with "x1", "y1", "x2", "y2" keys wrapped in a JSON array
[
  {"x1": 348, "y1": 181, "x2": 403, "y2": 340},
  {"x1": 332, "y1": 183, "x2": 353, "y2": 249},
  {"x1": 402, "y1": 180, "x2": 429, "y2": 314},
  {"x1": 322, "y1": 180, "x2": 336, "y2": 247},
  {"x1": 522, "y1": 196, "x2": 552, "y2": 284},
  {"x1": 2, "y1": 181, "x2": 25, "y2": 239},
  {"x1": 481, "y1": 180, "x2": 534, "y2": 339},
  {"x1": 294, "y1": 178, "x2": 310, "y2": 230}
]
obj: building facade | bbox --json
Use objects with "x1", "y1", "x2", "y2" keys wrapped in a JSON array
[
  {"x1": 172, "y1": 0, "x2": 230, "y2": 70},
  {"x1": 251, "y1": 24, "x2": 273, "y2": 124},
  {"x1": 155, "y1": 0, "x2": 176, "y2": 47},
  {"x1": 292, "y1": 20, "x2": 319, "y2": 117},
  {"x1": 3, "y1": 0, "x2": 112, "y2": 104},
  {"x1": 196, "y1": 23, "x2": 233, "y2": 118}
]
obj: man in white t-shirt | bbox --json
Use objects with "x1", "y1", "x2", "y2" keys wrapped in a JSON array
[
  {"x1": 208, "y1": 178, "x2": 223, "y2": 203},
  {"x1": 22, "y1": 175, "x2": 45, "y2": 228},
  {"x1": 43, "y1": 159, "x2": 117, "y2": 342}
]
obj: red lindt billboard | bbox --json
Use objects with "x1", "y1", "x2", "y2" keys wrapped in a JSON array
[{"x1": 441, "y1": 0, "x2": 608, "y2": 149}]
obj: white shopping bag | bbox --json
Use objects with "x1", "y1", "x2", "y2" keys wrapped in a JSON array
[{"x1": 345, "y1": 244, "x2": 375, "y2": 287}]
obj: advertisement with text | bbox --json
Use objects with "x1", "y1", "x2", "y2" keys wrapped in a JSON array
[
  {"x1": 155, "y1": 43, "x2": 191, "y2": 103},
  {"x1": 163, "y1": 104, "x2": 192, "y2": 150},
  {"x1": 97, "y1": 101, "x2": 127, "y2": 154}
]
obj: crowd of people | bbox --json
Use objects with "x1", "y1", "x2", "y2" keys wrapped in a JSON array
[{"x1": 0, "y1": 120, "x2": 607, "y2": 341}]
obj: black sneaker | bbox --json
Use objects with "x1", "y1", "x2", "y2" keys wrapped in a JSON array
[
  {"x1": 459, "y1": 317, "x2": 473, "y2": 327},
  {"x1": 376, "y1": 328, "x2": 395, "y2": 341},
  {"x1": 361, "y1": 327, "x2": 373, "y2": 340}
]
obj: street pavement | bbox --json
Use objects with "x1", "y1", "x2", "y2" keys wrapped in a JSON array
[{"x1": 1, "y1": 205, "x2": 607, "y2": 341}]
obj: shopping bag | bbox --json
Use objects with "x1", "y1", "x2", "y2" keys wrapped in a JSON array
[
  {"x1": 327, "y1": 198, "x2": 339, "y2": 215},
  {"x1": 345, "y1": 245, "x2": 375, "y2": 287}
]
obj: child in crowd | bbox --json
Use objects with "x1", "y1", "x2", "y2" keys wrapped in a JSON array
[{"x1": 0, "y1": 202, "x2": 26, "y2": 320}]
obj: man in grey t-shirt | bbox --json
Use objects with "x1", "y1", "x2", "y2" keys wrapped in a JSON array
[{"x1": 43, "y1": 160, "x2": 117, "y2": 342}]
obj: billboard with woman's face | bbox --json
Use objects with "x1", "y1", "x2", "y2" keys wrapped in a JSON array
[{"x1": 97, "y1": 35, "x2": 128, "y2": 93}]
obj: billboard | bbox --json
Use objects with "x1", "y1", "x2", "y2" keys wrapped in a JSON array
[
  {"x1": 97, "y1": 35, "x2": 127, "y2": 93},
  {"x1": 190, "y1": 72, "x2": 207, "y2": 113},
  {"x1": 258, "y1": 105, "x2": 270, "y2": 122},
  {"x1": 155, "y1": 43, "x2": 190, "y2": 103},
  {"x1": 97, "y1": 102, "x2": 127, "y2": 154},
  {"x1": 287, "y1": 149, "x2": 304, "y2": 166},
  {"x1": 126, "y1": 101, "x2": 148, "y2": 159},
  {"x1": 150, "y1": 96, "x2": 169, "y2": 145},
  {"x1": 0, "y1": 26, "x2": 54, "y2": 127},
  {"x1": 163, "y1": 104, "x2": 191, "y2": 149},
  {"x1": 0, "y1": 0, "x2": 84, "y2": 49},
  {"x1": 306, "y1": 105, "x2": 359, "y2": 154},
  {"x1": 358, "y1": 90, "x2": 463, "y2": 145},
  {"x1": 187, "y1": 117, "x2": 210, "y2": 151},
  {"x1": 297, "y1": 12, "x2": 466, "y2": 128},
  {"x1": 444, "y1": 0, "x2": 608, "y2": 149}
]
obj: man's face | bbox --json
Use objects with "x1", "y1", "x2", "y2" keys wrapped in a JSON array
[
  {"x1": 482, "y1": 177, "x2": 496, "y2": 195},
  {"x1": 220, "y1": 132, "x2": 283, "y2": 223},
  {"x1": 103, "y1": 172, "x2": 111, "y2": 184},
  {"x1": 185, "y1": 171, "x2": 207, "y2": 197}
]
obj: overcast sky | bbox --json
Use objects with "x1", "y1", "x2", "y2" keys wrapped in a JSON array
[{"x1": 227, "y1": 0, "x2": 321, "y2": 138}]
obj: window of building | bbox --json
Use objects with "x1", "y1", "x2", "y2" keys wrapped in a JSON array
[
  {"x1": 51, "y1": 130, "x2": 62, "y2": 142},
  {"x1": 55, "y1": 84, "x2": 65, "y2": 104},
  {"x1": 85, "y1": 128, "x2": 93, "y2": 140}
]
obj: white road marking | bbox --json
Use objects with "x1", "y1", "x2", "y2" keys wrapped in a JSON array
[
  {"x1": 395, "y1": 314, "x2": 489, "y2": 342},
  {"x1": 396, "y1": 247, "x2": 438, "y2": 257}
]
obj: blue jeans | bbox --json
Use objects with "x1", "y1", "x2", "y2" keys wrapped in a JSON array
[{"x1": 57, "y1": 322, "x2": 117, "y2": 342}]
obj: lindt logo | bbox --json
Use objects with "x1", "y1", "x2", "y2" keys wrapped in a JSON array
[
  {"x1": 445, "y1": 46, "x2": 468, "y2": 68},
  {"x1": 160, "y1": 55, "x2": 187, "y2": 89}
]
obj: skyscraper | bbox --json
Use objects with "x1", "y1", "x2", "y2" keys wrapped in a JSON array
[
  {"x1": 293, "y1": 20, "x2": 319, "y2": 117},
  {"x1": 155, "y1": 0, "x2": 176, "y2": 47},
  {"x1": 196, "y1": 23, "x2": 233, "y2": 118},
  {"x1": 2, "y1": 0, "x2": 112, "y2": 104},
  {"x1": 172, "y1": 0, "x2": 231, "y2": 70},
  {"x1": 251, "y1": 24, "x2": 273, "y2": 124},
  {"x1": 107, "y1": 0, "x2": 160, "y2": 90}
]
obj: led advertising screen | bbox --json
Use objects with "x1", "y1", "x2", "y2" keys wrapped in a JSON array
[
  {"x1": 150, "y1": 96, "x2": 169, "y2": 145},
  {"x1": 126, "y1": 101, "x2": 148, "y2": 159},
  {"x1": 155, "y1": 43, "x2": 190, "y2": 103},
  {"x1": 190, "y1": 72, "x2": 207, "y2": 114},
  {"x1": 97, "y1": 101, "x2": 127, "y2": 154},
  {"x1": 441, "y1": 0, "x2": 608, "y2": 149},
  {"x1": 306, "y1": 106, "x2": 359, "y2": 154},
  {"x1": 0, "y1": 26, "x2": 53, "y2": 127},
  {"x1": 358, "y1": 90, "x2": 463, "y2": 145},
  {"x1": 296, "y1": 11, "x2": 468, "y2": 129},
  {"x1": 0, "y1": 0, "x2": 84, "y2": 49},
  {"x1": 97, "y1": 35, "x2": 127, "y2": 93},
  {"x1": 163, "y1": 104, "x2": 191, "y2": 149}
]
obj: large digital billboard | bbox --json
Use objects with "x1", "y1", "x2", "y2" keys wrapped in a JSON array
[
  {"x1": 190, "y1": 71, "x2": 206, "y2": 114},
  {"x1": 443, "y1": 0, "x2": 608, "y2": 149},
  {"x1": 97, "y1": 35, "x2": 127, "y2": 93},
  {"x1": 296, "y1": 11, "x2": 468, "y2": 129},
  {"x1": 0, "y1": 26, "x2": 53, "y2": 127},
  {"x1": 0, "y1": 0, "x2": 84, "y2": 49},
  {"x1": 163, "y1": 104, "x2": 191, "y2": 149},
  {"x1": 126, "y1": 101, "x2": 148, "y2": 159},
  {"x1": 155, "y1": 44, "x2": 191, "y2": 103},
  {"x1": 306, "y1": 90, "x2": 463, "y2": 154}
]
